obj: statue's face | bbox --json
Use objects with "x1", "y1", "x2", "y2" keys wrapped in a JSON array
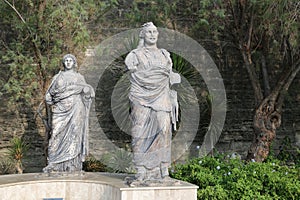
[
  {"x1": 143, "y1": 26, "x2": 158, "y2": 46},
  {"x1": 64, "y1": 57, "x2": 75, "y2": 70}
]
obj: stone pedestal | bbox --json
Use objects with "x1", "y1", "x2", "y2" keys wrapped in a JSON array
[{"x1": 0, "y1": 173, "x2": 198, "y2": 200}]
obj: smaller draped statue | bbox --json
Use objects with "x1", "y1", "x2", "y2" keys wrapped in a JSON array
[
  {"x1": 43, "y1": 54, "x2": 94, "y2": 173},
  {"x1": 125, "y1": 22, "x2": 181, "y2": 183}
]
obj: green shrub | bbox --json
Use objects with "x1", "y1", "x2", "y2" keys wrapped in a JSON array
[
  {"x1": 83, "y1": 154, "x2": 107, "y2": 172},
  {"x1": 275, "y1": 137, "x2": 300, "y2": 167},
  {"x1": 83, "y1": 149, "x2": 135, "y2": 173},
  {"x1": 101, "y1": 148, "x2": 135, "y2": 173},
  {"x1": 7, "y1": 137, "x2": 29, "y2": 174},
  {"x1": 0, "y1": 156, "x2": 14, "y2": 174},
  {"x1": 170, "y1": 154, "x2": 300, "y2": 200}
]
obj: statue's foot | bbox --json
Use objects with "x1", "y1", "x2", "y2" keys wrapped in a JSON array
[
  {"x1": 124, "y1": 176, "x2": 144, "y2": 187},
  {"x1": 160, "y1": 176, "x2": 181, "y2": 185},
  {"x1": 42, "y1": 164, "x2": 53, "y2": 173}
]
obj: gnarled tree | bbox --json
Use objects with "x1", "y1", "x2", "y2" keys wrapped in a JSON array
[{"x1": 198, "y1": 0, "x2": 300, "y2": 161}]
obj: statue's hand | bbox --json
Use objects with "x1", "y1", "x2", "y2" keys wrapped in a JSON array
[
  {"x1": 45, "y1": 93, "x2": 53, "y2": 105},
  {"x1": 170, "y1": 71, "x2": 181, "y2": 85},
  {"x1": 83, "y1": 86, "x2": 95, "y2": 99},
  {"x1": 83, "y1": 86, "x2": 91, "y2": 97},
  {"x1": 83, "y1": 86, "x2": 89, "y2": 93}
]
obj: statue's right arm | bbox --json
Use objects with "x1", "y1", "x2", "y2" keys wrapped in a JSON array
[{"x1": 125, "y1": 51, "x2": 139, "y2": 72}]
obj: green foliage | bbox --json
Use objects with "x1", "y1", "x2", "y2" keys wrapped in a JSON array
[
  {"x1": 275, "y1": 137, "x2": 300, "y2": 167},
  {"x1": 171, "y1": 53, "x2": 198, "y2": 82},
  {"x1": 171, "y1": 154, "x2": 300, "y2": 200},
  {"x1": 101, "y1": 148, "x2": 135, "y2": 173},
  {"x1": 7, "y1": 137, "x2": 30, "y2": 174},
  {"x1": 124, "y1": 0, "x2": 178, "y2": 27},
  {"x1": 83, "y1": 149, "x2": 134, "y2": 173},
  {"x1": 0, "y1": 156, "x2": 15, "y2": 175},
  {"x1": 0, "y1": 0, "x2": 117, "y2": 106},
  {"x1": 8, "y1": 137, "x2": 29, "y2": 162},
  {"x1": 170, "y1": 53, "x2": 201, "y2": 105},
  {"x1": 185, "y1": 0, "x2": 300, "y2": 71},
  {"x1": 83, "y1": 154, "x2": 107, "y2": 172}
]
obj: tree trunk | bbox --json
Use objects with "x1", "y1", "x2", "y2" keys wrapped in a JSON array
[
  {"x1": 16, "y1": 161, "x2": 23, "y2": 174},
  {"x1": 246, "y1": 97, "x2": 281, "y2": 162},
  {"x1": 247, "y1": 60, "x2": 300, "y2": 162},
  {"x1": 37, "y1": 100, "x2": 52, "y2": 164},
  {"x1": 261, "y1": 54, "x2": 271, "y2": 96}
]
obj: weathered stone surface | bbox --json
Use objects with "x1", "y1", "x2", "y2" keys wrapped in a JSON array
[
  {"x1": 42, "y1": 54, "x2": 94, "y2": 173},
  {"x1": 0, "y1": 173, "x2": 198, "y2": 200},
  {"x1": 124, "y1": 22, "x2": 181, "y2": 182}
]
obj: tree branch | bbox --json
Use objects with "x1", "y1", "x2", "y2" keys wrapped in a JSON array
[
  {"x1": 247, "y1": 8, "x2": 254, "y2": 52},
  {"x1": 261, "y1": 54, "x2": 271, "y2": 96},
  {"x1": 283, "y1": 59, "x2": 300, "y2": 92},
  {"x1": 3, "y1": 0, "x2": 26, "y2": 24}
]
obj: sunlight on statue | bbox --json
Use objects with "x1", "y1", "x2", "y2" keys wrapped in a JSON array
[
  {"x1": 43, "y1": 54, "x2": 94, "y2": 173},
  {"x1": 125, "y1": 22, "x2": 181, "y2": 185}
]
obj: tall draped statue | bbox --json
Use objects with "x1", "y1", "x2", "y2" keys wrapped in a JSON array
[
  {"x1": 125, "y1": 22, "x2": 181, "y2": 182},
  {"x1": 43, "y1": 54, "x2": 94, "y2": 173}
]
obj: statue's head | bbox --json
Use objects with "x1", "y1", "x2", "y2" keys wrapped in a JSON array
[
  {"x1": 138, "y1": 22, "x2": 158, "y2": 48},
  {"x1": 62, "y1": 54, "x2": 77, "y2": 70}
]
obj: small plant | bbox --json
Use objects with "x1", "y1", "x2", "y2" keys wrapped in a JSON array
[
  {"x1": 83, "y1": 154, "x2": 107, "y2": 172},
  {"x1": 7, "y1": 137, "x2": 29, "y2": 174},
  {"x1": 276, "y1": 136, "x2": 300, "y2": 166},
  {"x1": 102, "y1": 148, "x2": 135, "y2": 173},
  {"x1": 0, "y1": 156, "x2": 14, "y2": 174},
  {"x1": 84, "y1": 149, "x2": 135, "y2": 174}
]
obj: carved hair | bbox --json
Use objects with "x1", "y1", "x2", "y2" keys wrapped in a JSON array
[
  {"x1": 137, "y1": 22, "x2": 158, "y2": 49},
  {"x1": 62, "y1": 54, "x2": 77, "y2": 69}
]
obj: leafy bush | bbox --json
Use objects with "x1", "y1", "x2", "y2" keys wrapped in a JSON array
[
  {"x1": 83, "y1": 149, "x2": 135, "y2": 174},
  {"x1": 170, "y1": 154, "x2": 300, "y2": 200},
  {"x1": 7, "y1": 137, "x2": 29, "y2": 174},
  {"x1": 0, "y1": 156, "x2": 14, "y2": 175},
  {"x1": 275, "y1": 137, "x2": 300, "y2": 167},
  {"x1": 83, "y1": 154, "x2": 107, "y2": 172},
  {"x1": 101, "y1": 148, "x2": 135, "y2": 173}
]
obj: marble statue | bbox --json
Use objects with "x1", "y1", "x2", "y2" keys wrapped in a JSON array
[
  {"x1": 125, "y1": 22, "x2": 181, "y2": 183},
  {"x1": 43, "y1": 54, "x2": 94, "y2": 173}
]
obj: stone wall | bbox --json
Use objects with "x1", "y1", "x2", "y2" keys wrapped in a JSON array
[
  {"x1": 0, "y1": 100, "x2": 47, "y2": 173},
  {"x1": 1, "y1": 47, "x2": 300, "y2": 173}
]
